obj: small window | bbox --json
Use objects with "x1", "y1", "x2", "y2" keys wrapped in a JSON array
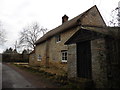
[
  {"x1": 32, "y1": 56, "x2": 34, "y2": 60},
  {"x1": 61, "y1": 50, "x2": 67, "y2": 62},
  {"x1": 56, "y1": 34, "x2": 61, "y2": 43},
  {"x1": 37, "y1": 55, "x2": 42, "y2": 61}
]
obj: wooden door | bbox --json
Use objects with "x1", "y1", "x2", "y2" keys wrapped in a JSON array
[{"x1": 77, "y1": 41, "x2": 92, "y2": 79}]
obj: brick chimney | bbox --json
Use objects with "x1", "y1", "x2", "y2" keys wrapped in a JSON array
[{"x1": 62, "y1": 14, "x2": 69, "y2": 24}]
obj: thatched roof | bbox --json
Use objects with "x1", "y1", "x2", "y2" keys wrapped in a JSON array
[
  {"x1": 35, "y1": 5, "x2": 97, "y2": 45},
  {"x1": 81, "y1": 25, "x2": 120, "y2": 38},
  {"x1": 65, "y1": 26, "x2": 120, "y2": 45},
  {"x1": 29, "y1": 50, "x2": 35, "y2": 55}
]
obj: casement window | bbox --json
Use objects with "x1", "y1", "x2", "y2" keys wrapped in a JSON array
[
  {"x1": 37, "y1": 54, "x2": 42, "y2": 61},
  {"x1": 56, "y1": 34, "x2": 61, "y2": 43},
  {"x1": 61, "y1": 50, "x2": 67, "y2": 62}
]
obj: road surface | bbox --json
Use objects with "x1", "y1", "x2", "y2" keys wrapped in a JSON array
[
  {"x1": 0, "y1": 54, "x2": 2, "y2": 89},
  {"x1": 2, "y1": 64, "x2": 35, "y2": 89},
  {"x1": 0, "y1": 63, "x2": 2, "y2": 90}
]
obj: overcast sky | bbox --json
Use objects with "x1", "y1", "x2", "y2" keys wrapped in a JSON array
[{"x1": 0, "y1": 0, "x2": 119, "y2": 52}]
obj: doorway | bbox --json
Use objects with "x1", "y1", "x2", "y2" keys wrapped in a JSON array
[{"x1": 77, "y1": 41, "x2": 92, "y2": 79}]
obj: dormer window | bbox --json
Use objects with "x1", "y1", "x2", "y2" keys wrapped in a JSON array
[{"x1": 56, "y1": 34, "x2": 61, "y2": 43}]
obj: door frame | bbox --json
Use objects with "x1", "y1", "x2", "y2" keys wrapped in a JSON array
[{"x1": 76, "y1": 41, "x2": 92, "y2": 79}]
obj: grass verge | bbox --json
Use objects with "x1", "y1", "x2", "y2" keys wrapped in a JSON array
[{"x1": 13, "y1": 63, "x2": 94, "y2": 89}]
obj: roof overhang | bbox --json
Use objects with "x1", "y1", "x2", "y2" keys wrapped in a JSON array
[
  {"x1": 65, "y1": 26, "x2": 120, "y2": 45},
  {"x1": 65, "y1": 28, "x2": 105, "y2": 45}
]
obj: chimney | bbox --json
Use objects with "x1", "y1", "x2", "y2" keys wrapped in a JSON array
[{"x1": 62, "y1": 14, "x2": 69, "y2": 24}]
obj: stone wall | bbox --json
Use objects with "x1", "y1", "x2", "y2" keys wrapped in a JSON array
[
  {"x1": 48, "y1": 27, "x2": 78, "y2": 63},
  {"x1": 91, "y1": 38, "x2": 108, "y2": 88},
  {"x1": 81, "y1": 6, "x2": 106, "y2": 27},
  {"x1": 29, "y1": 53, "x2": 36, "y2": 66},
  {"x1": 67, "y1": 44, "x2": 77, "y2": 78},
  {"x1": 32, "y1": 27, "x2": 79, "y2": 71},
  {"x1": 67, "y1": 37, "x2": 120, "y2": 88},
  {"x1": 34, "y1": 41, "x2": 46, "y2": 66},
  {"x1": 67, "y1": 38, "x2": 108, "y2": 87},
  {"x1": 91, "y1": 37, "x2": 120, "y2": 88},
  {"x1": 105, "y1": 38, "x2": 120, "y2": 88}
]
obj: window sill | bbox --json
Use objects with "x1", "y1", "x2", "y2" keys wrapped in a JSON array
[
  {"x1": 61, "y1": 60, "x2": 67, "y2": 63},
  {"x1": 56, "y1": 41, "x2": 61, "y2": 43},
  {"x1": 37, "y1": 59, "x2": 41, "y2": 61}
]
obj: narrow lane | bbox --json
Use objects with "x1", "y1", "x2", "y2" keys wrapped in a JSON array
[
  {"x1": 0, "y1": 63, "x2": 2, "y2": 90},
  {"x1": 0, "y1": 54, "x2": 2, "y2": 89},
  {"x1": 2, "y1": 64, "x2": 35, "y2": 88}
]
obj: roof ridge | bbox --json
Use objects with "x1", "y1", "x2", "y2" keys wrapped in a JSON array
[{"x1": 35, "y1": 5, "x2": 99, "y2": 45}]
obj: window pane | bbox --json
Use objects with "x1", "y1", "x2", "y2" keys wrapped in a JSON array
[
  {"x1": 61, "y1": 51, "x2": 67, "y2": 62},
  {"x1": 65, "y1": 52, "x2": 67, "y2": 56},
  {"x1": 62, "y1": 57, "x2": 64, "y2": 60},
  {"x1": 62, "y1": 53, "x2": 64, "y2": 56},
  {"x1": 37, "y1": 55, "x2": 42, "y2": 61},
  {"x1": 65, "y1": 57, "x2": 67, "y2": 60},
  {"x1": 56, "y1": 34, "x2": 61, "y2": 42}
]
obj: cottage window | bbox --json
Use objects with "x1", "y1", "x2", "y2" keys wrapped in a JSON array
[
  {"x1": 32, "y1": 56, "x2": 34, "y2": 60},
  {"x1": 61, "y1": 50, "x2": 67, "y2": 62},
  {"x1": 37, "y1": 55, "x2": 42, "y2": 61},
  {"x1": 56, "y1": 34, "x2": 61, "y2": 43}
]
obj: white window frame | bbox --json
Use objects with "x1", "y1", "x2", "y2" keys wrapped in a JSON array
[
  {"x1": 56, "y1": 34, "x2": 61, "y2": 43},
  {"x1": 61, "y1": 50, "x2": 67, "y2": 62},
  {"x1": 37, "y1": 54, "x2": 42, "y2": 61}
]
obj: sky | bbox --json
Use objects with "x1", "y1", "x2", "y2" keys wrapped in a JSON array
[{"x1": 0, "y1": 0, "x2": 119, "y2": 53}]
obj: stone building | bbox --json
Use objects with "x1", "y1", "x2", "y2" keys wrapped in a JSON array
[
  {"x1": 30, "y1": 5, "x2": 105, "y2": 68},
  {"x1": 29, "y1": 50, "x2": 36, "y2": 66},
  {"x1": 29, "y1": 5, "x2": 120, "y2": 88},
  {"x1": 65, "y1": 26, "x2": 120, "y2": 88}
]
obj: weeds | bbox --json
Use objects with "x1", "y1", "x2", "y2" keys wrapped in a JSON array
[{"x1": 13, "y1": 63, "x2": 94, "y2": 89}]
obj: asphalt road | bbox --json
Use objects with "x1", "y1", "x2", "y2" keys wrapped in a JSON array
[
  {"x1": 0, "y1": 54, "x2": 2, "y2": 90},
  {"x1": 2, "y1": 64, "x2": 35, "y2": 89},
  {"x1": 0, "y1": 63, "x2": 2, "y2": 90}
]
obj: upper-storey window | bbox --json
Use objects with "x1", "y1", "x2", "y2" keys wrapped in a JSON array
[{"x1": 56, "y1": 34, "x2": 61, "y2": 43}]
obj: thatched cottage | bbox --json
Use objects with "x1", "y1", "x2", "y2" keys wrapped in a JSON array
[{"x1": 29, "y1": 5, "x2": 120, "y2": 88}]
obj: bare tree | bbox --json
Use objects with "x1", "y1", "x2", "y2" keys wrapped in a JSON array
[
  {"x1": 109, "y1": 7, "x2": 120, "y2": 26},
  {"x1": 0, "y1": 21, "x2": 6, "y2": 45},
  {"x1": 19, "y1": 22, "x2": 47, "y2": 51},
  {"x1": 13, "y1": 40, "x2": 20, "y2": 52}
]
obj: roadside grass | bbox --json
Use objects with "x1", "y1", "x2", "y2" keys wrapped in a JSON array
[{"x1": 12, "y1": 63, "x2": 94, "y2": 89}]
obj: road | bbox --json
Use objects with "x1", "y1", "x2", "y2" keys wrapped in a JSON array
[
  {"x1": 0, "y1": 63, "x2": 2, "y2": 90},
  {"x1": 0, "y1": 54, "x2": 2, "y2": 89},
  {"x1": 2, "y1": 64, "x2": 35, "y2": 89}
]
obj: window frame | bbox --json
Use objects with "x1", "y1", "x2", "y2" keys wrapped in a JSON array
[
  {"x1": 55, "y1": 34, "x2": 61, "y2": 43},
  {"x1": 61, "y1": 50, "x2": 67, "y2": 62},
  {"x1": 37, "y1": 54, "x2": 42, "y2": 61}
]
